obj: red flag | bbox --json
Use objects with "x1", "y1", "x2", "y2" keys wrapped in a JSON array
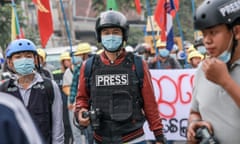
[
  {"x1": 33, "y1": 0, "x2": 53, "y2": 48},
  {"x1": 154, "y1": 0, "x2": 179, "y2": 41},
  {"x1": 19, "y1": 28, "x2": 25, "y2": 39},
  {"x1": 134, "y1": 0, "x2": 141, "y2": 15}
]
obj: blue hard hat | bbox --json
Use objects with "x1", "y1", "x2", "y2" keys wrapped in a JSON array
[{"x1": 6, "y1": 39, "x2": 37, "y2": 58}]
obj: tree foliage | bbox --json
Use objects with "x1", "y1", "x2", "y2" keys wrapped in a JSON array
[
  {"x1": 0, "y1": 4, "x2": 15, "y2": 51},
  {"x1": 0, "y1": 0, "x2": 38, "y2": 53},
  {"x1": 0, "y1": 3, "x2": 26, "y2": 52}
]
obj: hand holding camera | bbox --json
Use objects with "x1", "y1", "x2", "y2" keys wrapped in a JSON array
[
  {"x1": 187, "y1": 120, "x2": 214, "y2": 143},
  {"x1": 195, "y1": 126, "x2": 219, "y2": 144},
  {"x1": 82, "y1": 108, "x2": 101, "y2": 130}
]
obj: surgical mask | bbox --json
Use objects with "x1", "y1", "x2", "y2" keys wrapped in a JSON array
[
  {"x1": 13, "y1": 58, "x2": 35, "y2": 75},
  {"x1": 73, "y1": 56, "x2": 82, "y2": 65},
  {"x1": 218, "y1": 34, "x2": 233, "y2": 63},
  {"x1": 101, "y1": 35, "x2": 122, "y2": 52},
  {"x1": 159, "y1": 49, "x2": 170, "y2": 58},
  {"x1": 197, "y1": 46, "x2": 207, "y2": 55},
  {"x1": 218, "y1": 50, "x2": 231, "y2": 63}
]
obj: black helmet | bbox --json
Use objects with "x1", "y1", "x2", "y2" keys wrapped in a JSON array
[
  {"x1": 194, "y1": 37, "x2": 204, "y2": 47},
  {"x1": 95, "y1": 10, "x2": 129, "y2": 42},
  {"x1": 194, "y1": 0, "x2": 240, "y2": 30}
]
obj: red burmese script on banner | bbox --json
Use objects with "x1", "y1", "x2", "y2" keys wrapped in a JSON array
[{"x1": 150, "y1": 69, "x2": 195, "y2": 119}]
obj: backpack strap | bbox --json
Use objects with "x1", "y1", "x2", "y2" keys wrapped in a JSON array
[
  {"x1": 133, "y1": 55, "x2": 144, "y2": 88},
  {"x1": 0, "y1": 79, "x2": 11, "y2": 92},
  {"x1": 42, "y1": 78, "x2": 54, "y2": 144},
  {"x1": 0, "y1": 78, "x2": 17, "y2": 93},
  {"x1": 84, "y1": 55, "x2": 96, "y2": 90}
]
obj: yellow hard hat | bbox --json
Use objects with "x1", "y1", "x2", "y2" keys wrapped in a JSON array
[
  {"x1": 187, "y1": 50, "x2": 204, "y2": 63},
  {"x1": 60, "y1": 51, "x2": 71, "y2": 61},
  {"x1": 37, "y1": 48, "x2": 46, "y2": 61},
  {"x1": 96, "y1": 49, "x2": 104, "y2": 55},
  {"x1": 74, "y1": 43, "x2": 91, "y2": 55},
  {"x1": 187, "y1": 45, "x2": 196, "y2": 53},
  {"x1": 156, "y1": 39, "x2": 166, "y2": 47}
]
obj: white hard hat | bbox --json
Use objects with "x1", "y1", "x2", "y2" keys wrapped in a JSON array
[{"x1": 125, "y1": 45, "x2": 134, "y2": 52}]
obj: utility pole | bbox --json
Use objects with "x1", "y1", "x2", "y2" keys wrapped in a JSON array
[
  {"x1": 57, "y1": 0, "x2": 67, "y2": 46},
  {"x1": 56, "y1": 0, "x2": 75, "y2": 46},
  {"x1": 68, "y1": 0, "x2": 76, "y2": 45}
]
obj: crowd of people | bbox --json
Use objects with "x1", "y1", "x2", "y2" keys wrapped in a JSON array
[{"x1": 1, "y1": 0, "x2": 240, "y2": 143}]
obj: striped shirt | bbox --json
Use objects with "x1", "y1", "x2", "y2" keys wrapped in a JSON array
[{"x1": 69, "y1": 63, "x2": 82, "y2": 104}]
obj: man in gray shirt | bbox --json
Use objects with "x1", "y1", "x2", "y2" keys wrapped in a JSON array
[{"x1": 187, "y1": 0, "x2": 240, "y2": 143}]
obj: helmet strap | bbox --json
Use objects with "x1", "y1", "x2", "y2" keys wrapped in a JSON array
[
  {"x1": 227, "y1": 31, "x2": 237, "y2": 70},
  {"x1": 36, "y1": 55, "x2": 43, "y2": 75},
  {"x1": 6, "y1": 59, "x2": 16, "y2": 74}
]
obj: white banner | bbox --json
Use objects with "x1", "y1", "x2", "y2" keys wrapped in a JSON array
[{"x1": 144, "y1": 69, "x2": 196, "y2": 140}]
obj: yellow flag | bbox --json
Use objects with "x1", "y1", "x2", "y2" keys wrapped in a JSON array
[
  {"x1": 11, "y1": 8, "x2": 17, "y2": 41},
  {"x1": 11, "y1": 7, "x2": 21, "y2": 40}
]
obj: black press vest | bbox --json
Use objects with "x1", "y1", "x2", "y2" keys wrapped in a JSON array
[
  {"x1": 89, "y1": 54, "x2": 145, "y2": 143},
  {"x1": 0, "y1": 79, "x2": 52, "y2": 144}
]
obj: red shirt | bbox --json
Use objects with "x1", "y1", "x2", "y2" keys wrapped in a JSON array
[{"x1": 75, "y1": 50, "x2": 164, "y2": 138}]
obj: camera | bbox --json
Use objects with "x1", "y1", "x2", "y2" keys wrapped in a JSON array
[
  {"x1": 82, "y1": 108, "x2": 101, "y2": 130},
  {"x1": 195, "y1": 126, "x2": 219, "y2": 144}
]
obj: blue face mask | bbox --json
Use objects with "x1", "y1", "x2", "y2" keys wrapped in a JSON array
[
  {"x1": 218, "y1": 50, "x2": 231, "y2": 63},
  {"x1": 159, "y1": 49, "x2": 170, "y2": 58},
  {"x1": 101, "y1": 35, "x2": 122, "y2": 52},
  {"x1": 73, "y1": 56, "x2": 82, "y2": 65},
  {"x1": 13, "y1": 58, "x2": 35, "y2": 75}
]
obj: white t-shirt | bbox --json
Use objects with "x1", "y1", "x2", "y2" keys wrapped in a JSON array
[{"x1": 62, "y1": 68, "x2": 73, "y2": 86}]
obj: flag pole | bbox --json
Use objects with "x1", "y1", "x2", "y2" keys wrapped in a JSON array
[
  {"x1": 146, "y1": 0, "x2": 161, "y2": 68},
  {"x1": 175, "y1": 12, "x2": 187, "y2": 66},
  {"x1": 191, "y1": 0, "x2": 199, "y2": 39},
  {"x1": 59, "y1": 0, "x2": 74, "y2": 63},
  {"x1": 171, "y1": 1, "x2": 187, "y2": 67},
  {"x1": 191, "y1": 0, "x2": 195, "y2": 20},
  {"x1": 11, "y1": 0, "x2": 21, "y2": 38},
  {"x1": 145, "y1": 0, "x2": 158, "y2": 55}
]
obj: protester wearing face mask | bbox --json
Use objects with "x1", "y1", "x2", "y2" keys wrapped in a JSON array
[
  {"x1": 63, "y1": 42, "x2": 93, "y2": 144},
  {"x1": 194, "y1": 37, "x2": 209, "y2": 58},
  {"x1": 51, "y1": 51, "x2": 73, "y2": 143},
  {"x1": 75, "y1": 10, "x2": 167, "y2": 144},
  {"x1": 0, "y1": 38, "x2": 64, "y2": 144},
  {"x1": 187, "y1": 0, "x2": 240, "y2": 143},
  {"x1": 149, "y1": 47, "x2": 182, "y2": 69},
  {"x1": 187, "y1": 50, "x2": 204, "y2": 68},
  {"x1": 134, "y1": 43, "x2": 153, "y2": 62},
  {"x1": 52, "y1": 51, "x2": 72, "y2": 89}
]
